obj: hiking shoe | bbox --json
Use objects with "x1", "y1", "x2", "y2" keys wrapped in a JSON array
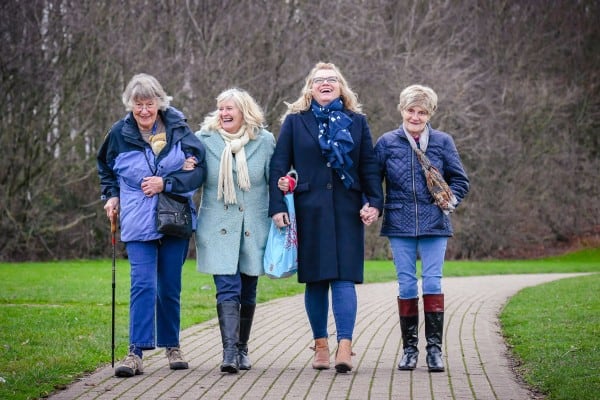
[
  {"x1": 166, "y1": 347, "x2": 189, "y2": 370},
  {"x1": 115, "y1": 353, "x2": 143, "y2": 377}
]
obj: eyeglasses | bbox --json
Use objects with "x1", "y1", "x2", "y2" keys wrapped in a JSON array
[
  {"x1": 133, "y1": 101, "x2": 157, "y2": 112},
  {"x1": 312, "y1": 76, "x2": 339, "y2": 85}
]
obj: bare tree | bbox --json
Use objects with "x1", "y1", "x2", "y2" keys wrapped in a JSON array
[{"x1": 1, "y1": 0, "x2": 598, "y2": 261}]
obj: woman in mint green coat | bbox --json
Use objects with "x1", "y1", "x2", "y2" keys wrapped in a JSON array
[{"x1": 194, "y1": 88, "x2": 275, "y2": 373}]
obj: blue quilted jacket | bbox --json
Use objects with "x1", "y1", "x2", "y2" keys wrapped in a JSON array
[{"x1": 374, "y1": 125, "x2": 469, "y2": 237}]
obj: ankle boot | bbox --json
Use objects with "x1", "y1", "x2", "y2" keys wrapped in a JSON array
[
  {"x1": 397, "y1": 297, "x2": 419, "y2": 370},
  {"x1": 424, "y1": 294, "x2": 445, "y2": 372},
  {"x1": 237, "y1": 304, "x2": 256, "y2": 370},
  {"x1": 217, "y1": 301, "x2": 240, "y2": 373},
  {"x1": 334, "y1": 339, "x2": 354, "y2": 373},
  {"x1": 311, "y1": 338, "x2": 330, "y2": 370}
]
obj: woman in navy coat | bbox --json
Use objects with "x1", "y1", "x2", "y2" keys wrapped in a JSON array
[{"x1": 269, "y1": 62, "x2": 383, "y2": 373}]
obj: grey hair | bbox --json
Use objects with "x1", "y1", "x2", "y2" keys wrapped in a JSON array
[
  {"x1": 122, "y1": 73, "x2": 172, "y2": 111},
  {"x1": 397, "y1": 84, "x2": 438, "y2": 116}
]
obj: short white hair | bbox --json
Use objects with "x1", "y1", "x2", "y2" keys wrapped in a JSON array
[
  {"x1": 122, "y1": 73, "x2": 172, "y2": 111},
  {"x1": 397, "y1": 84, "x2": 438, "y2": 116}
]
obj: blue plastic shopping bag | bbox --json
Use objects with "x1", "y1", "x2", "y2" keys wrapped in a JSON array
[{"x1": 264, "y1": 192, "x2": 298, "y2": 279}]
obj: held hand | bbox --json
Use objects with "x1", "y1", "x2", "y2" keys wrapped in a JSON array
[
  {"x1": 141, "y1": 176, "x2": 164, "y2": 197},
  {"x1": 104, "y1": 197, "x2": 120, "y2": 219},
  {"x1": 277, "y1": 174, "x2": 297, "y2": 193},
  {"x1": 277, "y1": 177, "x2": 289, "y2": 192},
  {"x1": 360, "y1": 203, "x2": 379, "y2": 226},
  {"x1": 272, "y1": 212, "x2": 290, "y2": 228},
  {"x1": 182, "y1": 156, "x2": 197, "y2": 171}
]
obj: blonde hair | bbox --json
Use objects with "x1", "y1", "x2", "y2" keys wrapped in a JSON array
[
  {"x1": 397, "y1": 84, "x2": 438, "y2": 116},
  {"x1": 281, "y1": 62, "x2": 363, "y2": 122},
  {"x1": 122, "y1": 73, "x2": 172, "y2": 111},
  {"x1": 200, "y1": 88, "x2": 265, "y2": 139}
]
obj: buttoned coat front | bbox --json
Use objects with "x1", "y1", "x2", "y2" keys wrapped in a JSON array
[
  {"x1": 268, "y1": 110, "x2": 383, "y2": 284},
  {"x1": 195, "y1": 129, "x2": 275, "y2": 276}
]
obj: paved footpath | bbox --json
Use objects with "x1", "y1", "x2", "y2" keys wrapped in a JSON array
[{"x1": 49, "y1": 273, "x2": 583, "y2": 400}]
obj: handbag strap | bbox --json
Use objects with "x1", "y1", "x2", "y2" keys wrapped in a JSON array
[{"x1": 142, "y1": 148, "x2": 158, "y2": 176}]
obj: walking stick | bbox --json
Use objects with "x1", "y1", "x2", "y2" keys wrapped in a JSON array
[{"x1": 110, "y1": 209, "x2": 118, "y2": 368}]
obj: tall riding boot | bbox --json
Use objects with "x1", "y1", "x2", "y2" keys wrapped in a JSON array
[
  {"x1": 237, "y1": 304, "x2": 256, "y2": 370},
  {"x1": 397, "y1": 297, "x2": 419, "y2": 370},
  {"x1": 217, "y1": 301, "x2": 240, "y2": 373},
  {"x1": 423, "y1": 294, "x2": 445, "y2": 372}
]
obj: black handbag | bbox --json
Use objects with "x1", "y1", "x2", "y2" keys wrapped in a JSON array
[{"x1": 156, "y1": 192, "x2": 193, "y2": 238}]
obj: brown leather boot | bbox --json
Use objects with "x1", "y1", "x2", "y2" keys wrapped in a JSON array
[
  {"x1": 311, "y1": 338, "x2": 330, "y2": 370},
  {"x1": 334, "y1": 339, "x2": 354, "y2": 373}
]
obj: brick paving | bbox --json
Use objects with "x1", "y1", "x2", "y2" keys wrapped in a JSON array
[{"x1": 48, "y1": 273, "x2": 582, "y2": 400}]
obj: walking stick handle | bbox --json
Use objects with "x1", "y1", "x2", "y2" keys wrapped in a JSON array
[{"x1": 110, "y1": 210, "x2": 117, "y2": 233}]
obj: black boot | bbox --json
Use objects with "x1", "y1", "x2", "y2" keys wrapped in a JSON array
[
  {"x1": 397, "y1": 297, "x2": 419, "y2": 370},
  {"x1": 237, "y1": 304, "x2": 256, "y2": 370},
  {"x1": 217, "y1": 301, "x2": 240, "y2": 373},
  {"x1": 424, "y1": 294, "x2": 445, "y2": 372}
]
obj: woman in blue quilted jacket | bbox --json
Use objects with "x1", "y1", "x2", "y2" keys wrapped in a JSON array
[{"x1": 374, "y1": 85, "x2": 469, "y2": 373}]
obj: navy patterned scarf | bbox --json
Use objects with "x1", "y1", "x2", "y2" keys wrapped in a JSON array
[{"x1": 311, "y1": 98, "x2": 354, "y2": 189}]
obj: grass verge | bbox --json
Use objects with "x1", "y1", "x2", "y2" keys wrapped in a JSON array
[
  {"x1": 0, "y1": 248, "x2": 598, "y2": 399},
  {"x1": 500, "y1": 273, "x2": 600, "y2": 400}
]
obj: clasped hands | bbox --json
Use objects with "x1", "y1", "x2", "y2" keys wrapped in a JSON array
[
  {"x1": 359, "y1": 203, "x2": 379, "y2": 226},
  {"x1": 272, "y1": 175, "x2": 379, "y2": 228}
]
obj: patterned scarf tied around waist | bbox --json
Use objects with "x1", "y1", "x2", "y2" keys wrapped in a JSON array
[
  {"x1": 311, "y1": 98, "x2": 354, "y2": 189},
  {"x1": 404, "y1": 124, "x2": 457, "y2": 215}
]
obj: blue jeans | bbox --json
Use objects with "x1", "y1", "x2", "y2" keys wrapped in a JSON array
[
  {"x1": 305, "y1": 280, "x2": 357, "y2": 342},
  {"x1": 389, "y1": 236, "x2": 448, "y2": 299},
  {"x1": 125, "y1": 236, "x2": 189, "y2": 354},
  {"x1": 213, "y1": 271, "x2": 258, "y2": 305}
]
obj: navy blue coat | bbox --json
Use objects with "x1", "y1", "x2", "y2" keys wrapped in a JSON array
[
  {"x1": 374, "y1": 126, "x2": 469, "y2": 238},
  {"x1": 268, "y1": 110, "x2": 383, "y2": 283}
]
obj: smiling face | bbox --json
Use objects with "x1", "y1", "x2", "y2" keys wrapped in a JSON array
[
  {"x1": 401, "y1": 105, "x2": 430, "y2": 137},
  {"x1": 132, "y1": 97, "x2": 158, "y2": 131},
  {"x1": 218, "y1": 98, "x2": 243, "y2": 133},
  {"x1": 310, "y1": 69, "x2": 341, "y2": 106}
]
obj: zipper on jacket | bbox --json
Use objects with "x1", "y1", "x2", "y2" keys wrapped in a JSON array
[{"x1": 411, "y1": 150, "x2": 419, "y2": 235}]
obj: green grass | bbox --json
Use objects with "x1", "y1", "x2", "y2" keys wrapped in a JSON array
[
  {"x1": 0, "y1": 248, "x2": 599, "y2": 399},
  {"x1": 500, "y1": 273, "x2": 600, "y2": 400}
]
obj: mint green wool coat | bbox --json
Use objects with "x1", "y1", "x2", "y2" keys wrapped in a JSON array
[{"x1": 194, "y1": 129, "x2": 275, "y2": 276}]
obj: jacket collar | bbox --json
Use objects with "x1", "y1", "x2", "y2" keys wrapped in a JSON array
[{"x1": 121, "y1": 107, "x2": 187, "y2": 145}]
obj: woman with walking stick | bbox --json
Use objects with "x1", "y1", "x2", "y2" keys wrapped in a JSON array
[{"x1": 97, "y1": 73, "x2": 206, "y2": 377}]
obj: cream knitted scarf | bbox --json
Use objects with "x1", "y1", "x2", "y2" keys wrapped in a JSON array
[{"x1": 217, "y1": 126, "x2": 251, "y2": 204}]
